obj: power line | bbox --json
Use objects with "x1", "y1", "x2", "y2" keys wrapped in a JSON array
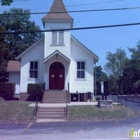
[
  {"x1": 0, "y1": 0, "x2": 122, "y2": 12},
  {"x1": 36, "y1": 0, "x2": 123, "y2": 10},
  {"x1": 1, "y1": 22, "x2": 140, "y2": 35},
  {"x1": 13, "y1": 0, "x2": 29, "y2": 2},
  {"x1": 0, "y1": 6, "x2": 139, "y2": 16}
]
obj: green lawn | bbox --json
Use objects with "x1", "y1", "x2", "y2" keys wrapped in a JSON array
[
  {"x1": 67, "y1": 105, "x2": 139, "y2": 121},
  {"x1": 0, "y1": 97, "x2": 138, "y2": 122},
  {"x1": 0, "y1": 98, "x2": 35, "y2": 123}
]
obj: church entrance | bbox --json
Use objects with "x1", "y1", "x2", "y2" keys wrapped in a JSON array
[{"x1": 49, "y1": 62, "x2": 65, "y2": 90}]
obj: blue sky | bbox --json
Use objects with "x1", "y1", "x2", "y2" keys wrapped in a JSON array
[{"x1": 1, "y1": 0, "x2": 140, "y2": 67}]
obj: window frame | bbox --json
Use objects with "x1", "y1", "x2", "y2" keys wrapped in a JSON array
[
  {"x1": 29, "y1": 61, "x2": 38, "y2": 79},
  {"x1": 51, "y1": 31, "x2": 64, "y2": 46},
  {"x1": 76, "y1": 61, "x2": 86, "y2": 79}
]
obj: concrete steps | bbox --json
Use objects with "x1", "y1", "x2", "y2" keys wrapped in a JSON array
[
  {"x1": 37, "y1": 90, "x2": 67, "y2": 120},
  {"x1": 43, "y1": 90, "x2": 67, "y2": 103},
  {"x1": 37, "y1": 107, "x2": 66, "y2": 119}
]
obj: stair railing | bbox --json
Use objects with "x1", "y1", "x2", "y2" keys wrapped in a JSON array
[
  {"x1": 41, "y1": 82, "x2": 46, "y2": 103},
  {"x1": 33, "y1": 97, "x2": 39, "y2": 116},
  {"x1": 66, "y1": 82, "x2": 69, "y2": 117}
]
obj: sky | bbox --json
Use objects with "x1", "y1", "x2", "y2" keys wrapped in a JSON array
[{"x1": 0, "y1": 0, "x2": 140, "y2": 68}]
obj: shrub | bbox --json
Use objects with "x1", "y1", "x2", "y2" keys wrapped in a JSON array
[
  {"x1": 0, "y1": 97, "x2": 5, "y2": 105},
  {"x1": 0, "y1": 97, "x2": 5, "y2": 102},
  {"x1": 0, "y1": 83, "x2": 15, "y2": 100},
  {"x1": 95, "y1": 97, "x2": 101, "y2": 101},
  {"x1": 27, "y1": 83, "x2": 44, "y2": 101}
]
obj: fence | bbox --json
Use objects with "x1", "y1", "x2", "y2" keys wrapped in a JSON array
[{"x1": 110, "y1": 95, "x2": 140, "y2": 107}]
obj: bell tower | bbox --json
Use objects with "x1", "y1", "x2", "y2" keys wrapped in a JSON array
[{"x1": 42, "y1": 0, "x2": 73, "y2": 58}]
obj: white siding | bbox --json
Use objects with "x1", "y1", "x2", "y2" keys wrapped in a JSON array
[
  {"x1": 44, "y1": 22, "x2": 71, "y2": 58},
  {"x1": 20, "y1": 39, "x2": 44, "y2": 93},
  {"x1": 9, "y1": 72, "x2": 20, "y2": 94},
  {"x1": 70, "y1": 38, "x2": 94, "y2": 93}
]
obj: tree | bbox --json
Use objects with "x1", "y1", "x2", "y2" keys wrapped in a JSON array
[
  {"x1": 1, "y1": 0, "x2": 13, "y2": 6},
  {"x1": 0, "y1": 8, "x2": 43, "y2": 82},
  {"x1": 94, "y1": 66, "x2": 108, "y2": 95},
  {"x1": 104, "y1": 48, "x2": 128, "y2": 94},
  {"x1": 122, "y1": 42, "x2": 140, "y2": 95},
  {"x1": 0, "y1": 26, "x2": 9, "y2": 83}
]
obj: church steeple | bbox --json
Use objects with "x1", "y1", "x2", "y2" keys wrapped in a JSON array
[{"x1": 42, "y1": 0, "x2": 73, "y2": 27}]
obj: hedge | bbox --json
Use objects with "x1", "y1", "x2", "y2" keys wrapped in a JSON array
[
  {"x1": 0, "y1": 83, "x2": 15, "y2": 100},
  {"x1": 27, "y1": 83, "x2": 44, "y2": 101}
]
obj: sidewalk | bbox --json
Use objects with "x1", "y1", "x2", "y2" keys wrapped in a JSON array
[
  {"x1": 28, "y1": 101, "x2": 119, "y2": 107},
  {"x1": 28, "y1": 102, "x2": 98, "y2": 107}
]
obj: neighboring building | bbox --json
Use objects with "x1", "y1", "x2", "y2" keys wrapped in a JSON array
[{"x1": 7, "y1": 0, "x2": 99, "y2": 101}]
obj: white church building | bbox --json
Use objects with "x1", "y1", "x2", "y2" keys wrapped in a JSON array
[{"x1": 7, "y1": 0, "x2": 99, "y2": 101}]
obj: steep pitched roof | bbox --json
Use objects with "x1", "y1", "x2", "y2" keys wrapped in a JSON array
[
  {"x1": 71, "y1": 36, "x2": 99, "y2": 62},
  {"x1": 16, "y1": 35, "x2": 99, "y2": 63},
  {"x1": 16, "y1": 36, "x2": 44, "y2": 59},
  {"x1": 7, "y1": 61, "x2": 21, "y2": 72},
  {"x1": 42, "y1": 0, "x2": 73, "y2": 20},
  {"x1": 43, "y1": 50, "x2": 71, "y2": 63}
]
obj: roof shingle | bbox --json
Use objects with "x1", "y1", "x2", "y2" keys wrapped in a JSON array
[
  {"x1": 7, "y1": 61, "x2": 21, "y2": 72},
  {"x1": 42, "y1": 0, "x2": 73, "y2": 20}
]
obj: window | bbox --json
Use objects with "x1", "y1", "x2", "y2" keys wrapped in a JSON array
[
  {"x1": 52, "y1": 31, "x2": 57, "y2": 45},
  {"x1": 52, "y1": 31, "x2": 64, "y2": 45},
  {"x1": 77, "y1": 62, "x2": 85, "y2": 78},
  {"x1": 59, "y1": 31, "x2": 64, "y2": 45},
  {"x1": 29, "y1": 61, "x2": 38, "y2": 78}
]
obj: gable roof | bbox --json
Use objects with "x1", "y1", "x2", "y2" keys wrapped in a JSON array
[
  {"x1": 7, "y1": 61, "x2": 21, "y2": 72},
  {"x1": 43, "y1": 50, "x2": 71, "y2": 63},
  {"x1": 16, "y1": 35, "x2": 99, "y2": 62},
  {"x1": 71, "y1": 35, "x2": 99, "y2": 62},
  {"x1": 42, "y1": 0, "x2": 73, "y2": 21},
  {"x1": 16, "y1": 36, "x2": 44, "y2": 60}
]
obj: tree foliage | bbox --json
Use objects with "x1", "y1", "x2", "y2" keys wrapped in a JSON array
[
  {"x1": 0, "y1": 26, "x2": 9, "y2": 82},
  {"x1": 104, "y1": 43, "x2": 140, "y2": 95},
  {"x1": 122, "y1": 43, "x2": 140, "y2": 94},
  {"x1": 104, "y1": 48, "x2": 128, "y2": 94},
  {"x1": 1, "y1": 0, "x2": 13, "y2": 6},
  {"x1": 0, "y1": 8, "x2": 43, "y2": 82},
  {"x1": 94, "y1": 66, "x2": 108, "y2": 95}
]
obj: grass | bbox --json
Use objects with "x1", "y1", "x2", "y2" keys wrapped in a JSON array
[
  {"x1": 67, "y1": 105, "x2": 139, "y2": 121},
  {"x1": 0, "y1": 99, "x2": 35, "y2": 123},
  {"x1": 0, "y1": 98, "x2": 139, "y2": 122}
]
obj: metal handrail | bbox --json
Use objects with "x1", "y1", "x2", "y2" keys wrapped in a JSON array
[
  {"x1": 41, "y1": 82, "x2": 46, "y2": 103},
  {"x1": 66, "y1": 82, "x2": 69, "y2": 117},
  {"x1": 33, "y1": 97, "x2": 38, "y2": 116}
]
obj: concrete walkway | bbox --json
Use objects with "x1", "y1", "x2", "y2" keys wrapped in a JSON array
[
  {"x1": 28, "y1": 102, "x2": 98, "y2": 107},
  {"x1": 30, "y1": 102, "x2": 98, "y2": 122},
  {"x1": 29, "y1": 101, "x2": 119, "y2": 123}
]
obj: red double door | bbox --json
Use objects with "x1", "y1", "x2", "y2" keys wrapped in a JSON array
[{"x1": 49, "y1": 62, "x2": 65, "y2": 90}]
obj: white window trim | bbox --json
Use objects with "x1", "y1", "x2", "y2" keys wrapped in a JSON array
[
  {"x1": 28, "y1": 59, "x2": 39, "y2": 80},
  {"x1": 75, "y1": 61, "x2": 87, "y2": 81},
  {"x1": 51, "y1": 31, "x2": 65, "y2": 46}
]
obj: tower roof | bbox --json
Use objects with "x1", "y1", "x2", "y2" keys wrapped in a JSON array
[{"x1": 42, "y1": 0, "x2": 73, "y2": 20}]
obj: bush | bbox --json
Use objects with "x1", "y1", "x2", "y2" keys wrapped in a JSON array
[
  {"x1": 27, "y1": 83, "x2": 44, "y2": 101},
  {"x1": 0, "y1": 97, "x2": 5, "y2": 102},
  {"x1": 95, "y1": 97, "x2": 101, "y2": 101},
  {"x1": 0, "y1": 83, "x2": 15, "y2": 100}
]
